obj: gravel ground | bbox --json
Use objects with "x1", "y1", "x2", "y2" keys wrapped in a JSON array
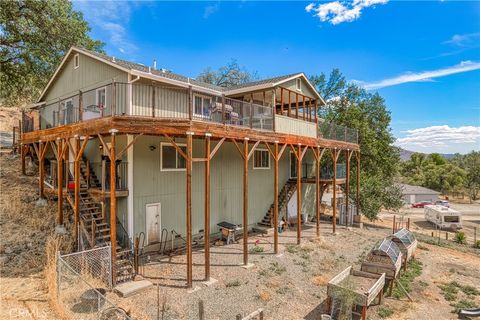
[{"x1": 113, "y1": 223, "x2": 389, "y2": 320}]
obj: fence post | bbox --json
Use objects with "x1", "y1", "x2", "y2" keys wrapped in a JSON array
[
  {"x1": 221, "y1": 95, "x2": 226, "y2": 124},
  {"x1": 134, "y1": 236, "x2": 139, "y2": 275},
  {"x1": 392, "y1": 215, "x2": 396, "y2": 233},
  {"x1": 474, "y1": 227, "x2": 477, "y2": 245},
  {"x1": 199, "y1": 300, "x2": 205, "y2": 320},
  {"x1": 108, "y1": 243, "x2": 113, "y2": 289}
]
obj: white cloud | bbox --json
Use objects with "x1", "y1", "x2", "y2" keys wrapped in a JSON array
[
  {"x1": 74, "y1": 0, "x2": 138, "y2": 55},
  {"x1": 395, "y1": 125, "x2": 480, "y2": 154},
  {"x1": 360, "y1": 61, "x2": 480, "y2": 90},
  {"x1": 305, "y1": 0, "x2": 388, "y2": 25},
  {"x1": 443, "y1": 32, "x2": 480, "y2": 47},
  {"x1": 204, "y1": 3, "x2": 220, "y2": 19}
]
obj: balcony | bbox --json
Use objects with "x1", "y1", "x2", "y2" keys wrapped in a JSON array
[{"x1": 34, "y1": 82, "x2": 358, "y2": 145}]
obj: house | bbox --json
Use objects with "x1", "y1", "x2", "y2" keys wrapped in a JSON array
[
  {"x1": 396, "y1": 183, "x2": 440, "y2": 204},
  {"x1": 20, "y1": 47, "x2": 360, "y2": 287}
]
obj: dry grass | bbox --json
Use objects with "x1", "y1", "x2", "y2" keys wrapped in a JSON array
[
  {"x1": 44, "y1": 236, "x2": 69, "y2": 320},
  {"x1": 258, "y1": 290, "x2": 272, "y2": 302},
  {"x1": 311, "y1": 275, "x2": 329, "y2": 286}
]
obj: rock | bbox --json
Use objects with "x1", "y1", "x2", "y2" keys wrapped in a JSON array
[
  {"x1": 22, "y1": 195, "x2": 37, "y2": 203},
  {"x1": 4, "y1": 247, "x2": 13, "y2": 254},
  {"x1": 35, "y1": 198, "x2": 47, "y2": 207},
  {"x1": 27, "y1": 242, "x2": 33, "y2": 249},
  {"x1": 0, "y1": 255, "x2": 9, "y2": 265}
]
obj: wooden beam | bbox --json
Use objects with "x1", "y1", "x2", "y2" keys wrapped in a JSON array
[
  {"x1": 231, "y1": 138, "x2": 245, "y2": 160},
  {"x1": 32, "y1": 142, "x2": 39, "y2": 159},
  {"x1": 75, "y1": 135, "x2": 90, "y2": 162},
  {"x1": 116, "y1": 133, "x2": 143, "y2": 159},
  {"x1": 332, "y1": 148, "x2": 337, "y2": 234},
  {"x1": 74, "y1": 137, "x2": 81, "y2": 249},
  {"x1": 315, "y1": 147, "x2": 320, "y2": 237},
  {"x1": 243, "y1": 138, "x2": 249, "y2": 265},
  {"x1": 247, "y1": 140, "x2": 261, "y2": 160},
  {"x1": 296, "y1": 93, "x2": 299, "y2": 119},
  {"x1": 186, "y1": 132, "x2": 193, "y2": 287},
  {"x1": 97, "y1": 134, "x2": 111, "y2": 159},
  {"x1": 345, "y1": 150, "x2": 351, "y2": 227},
  {"x1": 39, "y1": 142, "x2": 45, "y2": 199},
  {"x1": 278, "y1": 144, "x2": 287, "y2": 160},
  {"x1": 57, "y1": 139, "x2": 64, "y2": 226},
  {"x1": 209, "y1": 137, "x2": 225, "y2": 160},
  {"x1": 204, "y1": 134, "x2": 211, "y2": 280},
  {"x1": 288, "y1": 90, "x2": 291, "y2": 117},
  {"x1": 110, "y1": 131, "x2": 117, "y2": 286},
  {"x1": 50, "y1": 141, "x2": 58, "y2": 160},
  {"x1": 273, "y1": 142, "x2": 279, "y2": 254},
  {"x1": 163, "y1": 133, "x2": 188, "y2": 160},
  {"x1": 297, "y1": 144, "x2": 302, "y2": 244}
]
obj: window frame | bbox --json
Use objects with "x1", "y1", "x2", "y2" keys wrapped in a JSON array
[
  {"x1": 253, "y1": 149, "x2": 270, "y2": 170},
  {"x1": 74, "y1": 54, "x2": 80, "y2": 69},
  {"x1": 296, "y1": 78, "x2": 301, "y2": 91},
  {"x1": 289, "y1": 151, "x2": 297, "y2": 178},
  {"x1": 193, "y1": 94, "x2": 212, "y2": 118},
  {"x1": 96, "y1": 87, "x2": 107, "y2": 108},
  {"x1": 160, "y1": 142, "x2": 187, "y2": 172}
]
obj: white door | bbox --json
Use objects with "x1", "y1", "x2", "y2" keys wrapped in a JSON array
[{"x1": 146, "y1": 203, "x2": 161, "y2": 245}]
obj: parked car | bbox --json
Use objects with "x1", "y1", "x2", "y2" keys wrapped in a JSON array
[
  {"x1": 435, "y1": 200, "x2": 450, "y2": 208},
  {"x1": 412, "y1": 201, "x2": 433, "y2": 208}
]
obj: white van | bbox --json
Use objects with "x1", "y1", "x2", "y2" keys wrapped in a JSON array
[{"x1": 424, "y1": 205, "x2": 462, "y2": 230}]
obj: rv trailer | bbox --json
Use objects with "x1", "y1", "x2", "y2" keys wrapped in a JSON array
[{"x1": 424, "y1": 205, "x2": 462, "y2": 230}]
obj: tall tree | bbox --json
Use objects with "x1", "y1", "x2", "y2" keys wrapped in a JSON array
[
  {"x1": 311, "y1": 69, "x2": 403, "y2": 220},
  {"x1": 0, "y1": 0, "x2": 104, "y2": 108},
  {"x1": 451, "y1": 151, "x2": 480, "y2": 201},
  {"x1": 197, "y1": 59, "x2": 258, "y2": 87}
]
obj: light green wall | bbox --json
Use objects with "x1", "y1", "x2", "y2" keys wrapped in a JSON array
[
  {"x1": 281, "y1": 78, "x2": 318, "y2": 99},
  {"x1": 131, "y1": 136, "x2": 318, "y2": 239},
  {"x1": 44, "y1": 52, "x2": 128, "y2": 103}
]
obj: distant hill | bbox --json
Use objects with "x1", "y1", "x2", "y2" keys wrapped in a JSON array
[{"x1": 398, "y1": 148, "x2": 456, "y2": 161}]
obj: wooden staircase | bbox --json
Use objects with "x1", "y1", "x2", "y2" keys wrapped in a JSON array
[
  {"x1": 257, "y1": 180, "x2": 297, "y2": 228},
  {"x1": 79, "y1": 156, "x2": 101, "y2": 188},
  {"x1": 66, "y1": 172, "x2": 134, "y2": 283}
]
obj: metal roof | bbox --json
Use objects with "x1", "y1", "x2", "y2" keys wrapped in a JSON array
[
  {"x1": 372, "y1": 239, "x2": 401, "y2": 264},
  {"x1": 396, "y1": 183, "x2": 440, "y2": 195}
]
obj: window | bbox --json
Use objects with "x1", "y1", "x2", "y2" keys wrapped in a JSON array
[
  {"x1": 253, "y1": 149, "x2": 270, "y2": 169},
  {"x1": 194, "y1": 94, "x2": 212, "y2": 118},
  {"x1": 161, "y1": 143, "x2": 186, "y2": 171},
  {"x1": 74, "y1": 54, "x2": 79, "y2": 69},
  {"x1": 96, "y1": 87, "x2": 107, "y2": 108},
  {"x1": 290, "y1": 152, "x2": 297, "y2": 178},
  {"x1": 296, "y1": 78, "x2": 301, "y2": 91}
]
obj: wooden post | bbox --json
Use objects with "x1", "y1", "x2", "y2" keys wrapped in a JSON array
[
  {"x1": 393, "y1": 215, "x2": 396, "y2": 233},
  {"x1": 243, "y1": 138, "x2": 249, "y2": 265},
  {"x1": 315, "y1": 147, "x2": 320, "y2": 237},
  {"x1": 74, "y1": 136, "x2": 81, "y2": 248},
  {"x1": 345, "y1": 150, "x2": 351, "y2": 226},
  {"x1": 332, "y1": 149, "x2": 337, "y2": 234},
  {"x1": 407, "y1": 218, "x2": 410, "y2": 230},
  {"x1": 288, "y1": 90, "x2": 291, "y2": 117},
  {"x1": 134, "y1": 236, "x2": 139, "y2": 274},
  {"x1": 273, "y1": 142, "x2": 279, "y2": 254},
  {"x1": 280, "y1": 87, "x2": 284, "y2": 114},
  {"x1": 152, "y1": 85, "x2": 156, "y2": 117},
  {"x1": 221, "y1": 95, "x2": 226, "y2": 124},
  {"x1": 297, "y1": 144, "x2": 302, "y2": 244},
  {"x1": 188, "y1": 86, "x2": 193, "y2": 120},
  {"x1": 204, "y1": 133, "x2": 211, "y2": 280},
  {"x1": 112, "y1": 80, "x2": 116, "y2": 116},
  {"x1": 296, "y1": 93, "x2": 299, "y2": 119},
  {"x1": 361, "y1": 306, "x2": 367, "y2": 320},
  {"x1": 110, "y1": 130, "x2": 117, "y2": 285},
  {"x1": 186, "y1": 131, "x2": 194, "y2": 287},
  {"x1": 39, "y1": 142, "x2": 45, "y2": 198},
  {"x1": 249, "y1": 93, "x2": 253, "y2": 129},
  {"x1": 78, "y1": 90, "x2": 83, "y2": 122},
  {"x1": 356, "y1": 151, "x2": 360, "y2": 216},
  {"x1": 57, "y1": 139, "x2": 65, "y2": 226},
  {"x1": 21, "y1": 144, "x2": 26, "y2": 175}
]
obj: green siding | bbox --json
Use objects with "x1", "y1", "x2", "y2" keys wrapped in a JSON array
[
  {"x1": 281, "y1": 78, "x2": 318, "y2": 99},
  {"x1": 44, "y1": 52, "x2": 128, "y2": 102},
  {"x1": 132, "y1": 136, "x2": 318, "y2": 239}
]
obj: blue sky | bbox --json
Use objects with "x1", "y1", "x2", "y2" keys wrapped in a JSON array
[{"x1": 74, "y1": 0, "x2": 480, "y2": 154}]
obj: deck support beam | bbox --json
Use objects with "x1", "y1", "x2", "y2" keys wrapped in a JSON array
[
  {"x1": 55, "y1": 139, "x2": 68, "y2": 228},
  {"x1": 332, "y1": 148, "x2": 338, "y2": 234},
  {"x1": 109, "y1": 130, "x2": 118, "y2": 286},
  {"x1": 290, "y1": 143, "x2": 307, "y2": 244},
  {"x1": 186, "y1": 131, "x2": 194, "y2": 287},
  {"x1": 273, "y1": 143, "x2": 279, "y2": 253},
  {"x1": 204, "y1": 133, "x2": 211, "y2": 280},
  {"x1": 38, "y1": 141, "x2": 47, "y2": 199},
  {"x1": 345, "y1": 150, "x2": 353, "y2": 226},
  {"x1": 356, "y1": 151, "x2": 360, "y2": 216},
  {"x1": 243, "y1": 138, "x2": 249, "y2": 265},
  {"x1": 74, "y1": 137, "x2": 81, "y2": 248},
  {"x1": 312, "y1": 146, "x2": 323, "y2": 237}
]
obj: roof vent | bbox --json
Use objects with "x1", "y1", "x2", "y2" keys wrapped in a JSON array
[{"x1": 153, "y1": 59, "x2": 157, "y2": 70}]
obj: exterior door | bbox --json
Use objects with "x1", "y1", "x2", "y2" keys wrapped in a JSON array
[{"x1": 146, "y1": 203, "x2": 161, "y2": 245}]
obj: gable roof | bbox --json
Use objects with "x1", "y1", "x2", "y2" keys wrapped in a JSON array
[
  {"x1": 396, "y1": 183, "x2": 441, "y2": 195},
  {"x1": 38, "y1": 47, "x2": 324, "y2": 104}
]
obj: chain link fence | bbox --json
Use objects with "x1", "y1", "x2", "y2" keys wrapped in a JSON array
[{"x1": 57, "y1": 245, "x2": 132, "y2": 319}]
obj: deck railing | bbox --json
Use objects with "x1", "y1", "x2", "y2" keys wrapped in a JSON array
[{"x1": 37, "y1": 82, "x2": 357, "y2": 144}]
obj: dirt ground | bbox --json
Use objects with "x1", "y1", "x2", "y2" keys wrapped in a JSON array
[{"x1": 1, "y1": 151, "x2": 479, "y2": 320}]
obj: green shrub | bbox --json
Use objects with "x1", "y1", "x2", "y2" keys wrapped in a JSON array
[
  {"x1": 392, "y1": 259, "x2": 423, "y2": 299},
  {"x1": 285, "y1": 244, "x2": 298, "y2": 254},
  {"x1": 226, "y1": 280, "x2": 241, "y2": 287},
  {"x1": 461, "y1": 285, "x2": 480, "y2": 296},
  {"x1": 450, "y1": 299, "x2": 477, "y2": 314},
  {"x1": 454, "y1": 232, "x2": 466, "y2": 244},
  {"x1": 249, "y1": 245, "x2": 264, "y2": 254},
  {"x1": 378, "y1": 306, "x2": 394, "y2": 318},
  {"x1": 474, "y1": 240, "x2": 480, "y2": 249}
]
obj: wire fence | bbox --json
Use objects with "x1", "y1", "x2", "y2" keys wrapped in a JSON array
[{"x1": 57, "y1": 245, "x2": 131, "y2": 319}]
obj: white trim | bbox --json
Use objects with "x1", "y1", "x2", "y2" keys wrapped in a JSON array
[
  {"x1": 296, "y1": 78, "x2": 301, "y2": 91},
  {"x1": 193, "y1": 94, "x2": 212, "y2": 118},
  {"x1": 74, "y1": 53, "x2": 80, "y2": 69},
  {"x1": 253, "y1": 148, "x2": 270, "y2": 170},
  {"x1": 127, "y1": 134, "x2": 134, "y2": 237},
  {"x1": 160, "y1": 142, "x2": 187, "y2": 172},
  {"x1": 95, "y1": 86, "x2": 107, "y2": 109}
]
